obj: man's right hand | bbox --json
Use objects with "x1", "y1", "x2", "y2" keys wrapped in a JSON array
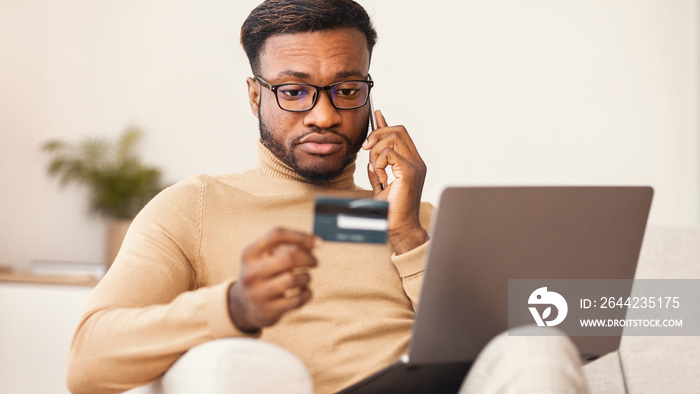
[{"x1": 227, "y1": 228, "x2": 320, "y2": 332}]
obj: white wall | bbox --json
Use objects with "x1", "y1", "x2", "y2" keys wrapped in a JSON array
[{"x1": 1, "y1": 0, "x2": 698, "y2": 268}]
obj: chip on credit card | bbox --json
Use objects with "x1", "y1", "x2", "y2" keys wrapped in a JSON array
[{"x1": 313, "y1": 196, "x2": 389, "y2": 244}]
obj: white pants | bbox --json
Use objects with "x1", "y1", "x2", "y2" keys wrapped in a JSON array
[
  {"x1": 460, "y1": 327, "x2": 587, "y2": 394},
  {"x1": 127, "y1": 328, "x2": 586, "y2": 394}
]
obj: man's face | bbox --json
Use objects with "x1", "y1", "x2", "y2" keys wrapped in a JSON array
[{"x1": 247, "y1": 28, "x2": 371, "y2": 183}]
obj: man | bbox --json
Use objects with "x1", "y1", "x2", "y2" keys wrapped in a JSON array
[{"x1": 67, "y1": 1, "x2": 585, "y2": 393}]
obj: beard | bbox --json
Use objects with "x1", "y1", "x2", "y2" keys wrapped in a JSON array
[{"x1": 259, "y1": 109, "x2": 368, "y2": 183}]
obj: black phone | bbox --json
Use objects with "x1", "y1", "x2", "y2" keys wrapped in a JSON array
[{"x1": 368, "y1": 94, "x2": 376, "y2": 132}]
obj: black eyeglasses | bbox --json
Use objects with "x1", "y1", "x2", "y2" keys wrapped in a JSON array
[{"x1": 255, "y1": 76, "x2": 374, "y2": 112}]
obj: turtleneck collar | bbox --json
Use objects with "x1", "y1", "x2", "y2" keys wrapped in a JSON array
[{"x1": 252, "y1": 140, "x2": 358, "y2": 190}]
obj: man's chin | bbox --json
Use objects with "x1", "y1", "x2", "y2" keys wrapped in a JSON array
[{"x1": 294, "y1": 158, "x2": 348, "y2": 183}]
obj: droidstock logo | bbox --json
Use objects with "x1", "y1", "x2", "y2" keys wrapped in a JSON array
[{"x1": 528, "y1": 287, "x2": 568, "y2": 327}]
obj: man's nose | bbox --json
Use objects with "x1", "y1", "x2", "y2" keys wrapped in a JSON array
[{"x1": 303, "y1": 91, "x2": 342, "y2": 129}]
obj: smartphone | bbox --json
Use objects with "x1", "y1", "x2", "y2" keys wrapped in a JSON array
[
  {"x1": 367, "y1": 74, "x2": 376, "y2": 132},
  {"x1": 368, "y1": 93, "x2": 376, "y2": 132}
]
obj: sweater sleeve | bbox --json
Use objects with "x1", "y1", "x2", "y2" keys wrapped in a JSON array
[
  {"x1": 66, "y1": 176, "x2": 255, "y2": 394},
  {"x1": 389, "y1": 202, "x2": 435, "y2": 309}
]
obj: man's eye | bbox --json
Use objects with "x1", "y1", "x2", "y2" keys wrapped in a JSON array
[
  {"x1": 333, "y1": 82, "x2": 366, "y2": 100},
  {"x1": 279, "y1": 86, "x2": 310, "y2": 99},
  {"x1": 336, "y1": 88, "x2": 360, "y2": 98}
]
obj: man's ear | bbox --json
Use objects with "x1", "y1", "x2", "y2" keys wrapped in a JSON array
[{"x1": 246, "y1": 77, "x2": 260, "y2": 117}]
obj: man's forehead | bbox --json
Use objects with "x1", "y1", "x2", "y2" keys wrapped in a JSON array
[{"x1": 258, "y1": 28, "x2": 370, "y2": 81}]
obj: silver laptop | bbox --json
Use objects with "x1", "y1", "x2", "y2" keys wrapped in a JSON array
[{"x1": 338, "y1": 186, "x2": 653, "y2": 394}]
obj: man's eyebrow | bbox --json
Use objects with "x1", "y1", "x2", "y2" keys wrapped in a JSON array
[
  {"x1": 273, "y1": 70, "x2": 368, "y2": 81},
  {"x1": 275, "y1": 70, "x2": 312, "y2": 80},
  {"x1": 334, "y1": 70, "x2": 367, "y2": 80}
]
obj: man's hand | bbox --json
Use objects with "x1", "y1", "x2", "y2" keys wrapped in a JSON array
[
  {"x1": 363, "y1": 110, "x2": 428, "y2": 255},
  {"x1": 227, "y1": 228, "x2": 320, "y2": 332}
]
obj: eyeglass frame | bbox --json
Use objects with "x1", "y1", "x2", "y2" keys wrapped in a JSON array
[{"x1": 254, "y1": 75, "x2": 374, "y2": 112}]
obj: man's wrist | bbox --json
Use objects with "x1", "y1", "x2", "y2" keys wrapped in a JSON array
[
  {"x1": 226, "y1": 282, "x2": 261, "y2": 334},
  {"x1": 389, "y1": 225, "x2": 429, "y2": 255}
]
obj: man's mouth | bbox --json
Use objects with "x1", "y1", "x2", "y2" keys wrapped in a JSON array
[{"x1": 296, "y1": 133, "x2": 344, "y2": 155}]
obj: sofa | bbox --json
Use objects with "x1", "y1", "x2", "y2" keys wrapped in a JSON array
[
  {"x1": 128, "y1": 225, "x2": 700, "y2": 393},
  {"x1": 583, "y1": 225, "x2": 700, "y2": 393}
]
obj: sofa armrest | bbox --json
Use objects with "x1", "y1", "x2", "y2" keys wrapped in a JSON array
[
  {"x1": 619, "y1": 225, "x2": 700, "y2": 393},
  {"x1": 126, "y1": 338, "x2": 313, "y2": 394},
  {"x1": 585, "y1": 225, "x2": 700, "y2": 393}
]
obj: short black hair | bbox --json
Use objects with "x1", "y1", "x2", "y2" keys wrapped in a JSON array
[{"x1": 240, "y1": 0, "x2": 378, "y2": 75}]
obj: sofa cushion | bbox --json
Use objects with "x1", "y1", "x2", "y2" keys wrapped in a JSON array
[{"x1": 583, "y1": 351, "x2": 625, "y2": 393}]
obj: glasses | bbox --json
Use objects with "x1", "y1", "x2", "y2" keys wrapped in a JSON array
[{"x1": 255, "y1": 76, "x2": 374, "y2": 112}]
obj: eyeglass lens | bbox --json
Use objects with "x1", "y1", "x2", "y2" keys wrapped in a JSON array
[{"x1": 276, "y1": 82, "x2": 370, "y2": 111}]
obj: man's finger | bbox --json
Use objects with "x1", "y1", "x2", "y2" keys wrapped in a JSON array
[
  {"x1": 264, "y1": 287, "x2": 313, "y2": 317},
  {"x1": 367, "y1": 163, "x2": 386, "y2": 195},
  {"x1": 243, "y1": 228, "x2": 320, "y2": 260},
  {"x1": 255, "y1": 271, "x2": 312, "y2": 300},
  {"x1": 368, "y1": 135, "x2": 412, "y2": 168},
  {"x1": 376, "y1": 109, "x2": 388, "y2": 128},
  {"x1": 363, "y1": 109, "x2": 388, "y2": 150},
  {"x1": 372, "y1": 148, "x2": 399, "y2": 181},
  {"x1": 246, "y1": 247, "x2": 318, "y2": 281},
  {"x1": 364, "y1": 124, "x2": 419, "y2": 158}
]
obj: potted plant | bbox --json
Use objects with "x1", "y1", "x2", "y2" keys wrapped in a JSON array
[{"x1": 42, "y1": 128, "x2": 167, "y2": 267}]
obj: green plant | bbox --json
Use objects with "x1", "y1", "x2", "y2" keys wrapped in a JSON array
[{"x1": 42, "y1": 128, "x2": 167, "y2": 220}]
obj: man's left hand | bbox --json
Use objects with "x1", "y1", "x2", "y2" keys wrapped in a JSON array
[{"x1": 363, "y1": 110, "x2": 428, "y2": 255}]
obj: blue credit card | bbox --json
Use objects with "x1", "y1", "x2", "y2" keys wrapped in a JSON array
[{"x1": 313, "y1": 196, "x2": 389, "y2": 244}]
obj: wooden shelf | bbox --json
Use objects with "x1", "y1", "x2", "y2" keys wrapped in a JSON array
[{"x1": 0, "y1": 266, "x2": 100, "y2": 287}]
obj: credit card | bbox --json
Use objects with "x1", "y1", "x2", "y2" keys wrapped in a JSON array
[{"x1": 313, "y1": 196, "x2": 389, "y2": 244}]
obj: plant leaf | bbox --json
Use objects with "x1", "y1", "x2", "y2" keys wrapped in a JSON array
[{"x1": 41, "y1": 128, "x2": 166, "y2": 219}]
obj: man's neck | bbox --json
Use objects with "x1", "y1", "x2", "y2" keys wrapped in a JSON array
[{"x1": 253, "y1": 140, "x2": 357, "y2": 190}]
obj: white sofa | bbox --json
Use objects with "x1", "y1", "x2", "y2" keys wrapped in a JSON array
[
  {"x1": 583, "y1": 225, "x2": 700, "y2": 393},
  {"x1": 129, "y1": 225, "x2": 700, "y2": 393}
]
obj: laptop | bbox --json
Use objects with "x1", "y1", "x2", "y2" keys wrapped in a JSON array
[{"x1": 338, "y1": 186, "x2": 653, "y2": 394}]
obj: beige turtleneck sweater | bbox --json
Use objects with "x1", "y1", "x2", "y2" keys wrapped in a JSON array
[{"x1": 66, "y1": 141, "x2": 433, "y2": 394}]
